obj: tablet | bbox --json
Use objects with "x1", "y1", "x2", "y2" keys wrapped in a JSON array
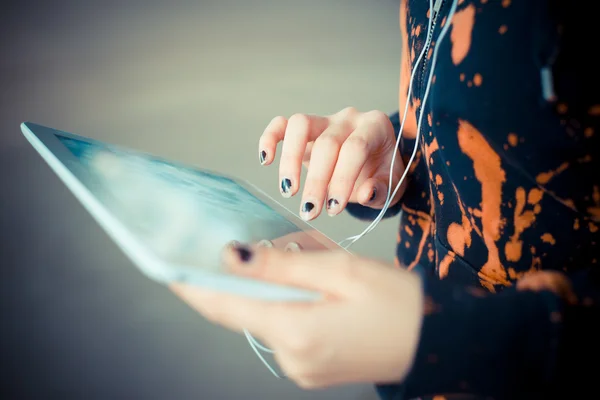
[{"x1": 21, "y1": 122, "x2": 341, "y2": 302}]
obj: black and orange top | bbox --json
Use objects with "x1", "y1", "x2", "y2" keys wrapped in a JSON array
[{"x1": 346, "y1": 0, "x2": 600, "y2": 399}]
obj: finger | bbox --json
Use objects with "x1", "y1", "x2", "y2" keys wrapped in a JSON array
[
  {"x1": 258, "y1": 230, "x2": 330, "y2": 251},
  {"x1": 325, "y1": 119, "x2": 386, "y2": 216},
  {"x1": 367, "y1": 142, "x2": 408, "y2": 208},
  {"x1": 259, "y1": 116, "x2": 288, "y2": 166},
  {"x1": 171, "y1": 283, "x2": 277, "y2": 336},
  {"x1": 352, "y1": 136, "x2": 407, "y2": 209},
  {"x1": 223, "y1": 244, "x2": 358, "y2": 296},
  {"x1": 279, "y1": 114, "x2": 329, "y2": 198},
  {"x1": 302, "y1": 142, "x2": 313, "y2": 169},
  {"x1": 354, "y1": 173, "x2": 406, "y2": 210},
  {"x1": 170, "y1": 283, "x2": 313, "y2": 339},
  {"x1": 300, "y1": 122, "x2": 352, "y2": 221}
]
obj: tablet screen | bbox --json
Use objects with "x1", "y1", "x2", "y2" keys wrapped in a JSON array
[{"x1": 55, "y1": 135, "x2": 303, "y2": 271}]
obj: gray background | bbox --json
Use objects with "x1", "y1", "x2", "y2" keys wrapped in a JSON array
[{"x1": 1, "y1": 1, "x2": 401, "y2": 398}]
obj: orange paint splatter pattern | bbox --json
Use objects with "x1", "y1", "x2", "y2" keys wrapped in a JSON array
[
  {"x1": 457, "y1": 120, "x2": 510, "y2": 287},
  {"x1": 536, "y1": 162, "x2": 569, "y2": 185},
  {"x1": 376, "y1": 2, "x2": 600, "y2": 397},
  {"x1": 450, "y1": 4, "x2": 476, "y2": 65},
  {"x1": 505, "y1": 187, "x2": 539, "y2": 262}
]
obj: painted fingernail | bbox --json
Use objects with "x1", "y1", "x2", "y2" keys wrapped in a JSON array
[
  {"x1": 281, "y1": 178, "x2": 292, "y2": 197},
  {"x1": 257, "y1": 239, "x2": 274, "y2": 248},
  {"x1": 327, "y1": 198, "x2": 339, "y2": 215},
  {"x1": 301, "y1": 201, "x2": 315, "y2": 220},
  {"x1": 234, "y1": 245, "x2": 253, "y2": 263},
  {"x1": 285, "y1": 241, "x2": 302, "y2": 252},
  {"x1": 225, "y1": 240, "x2": 240, "y2": 250},
  {"x1": 259, "y1": 150, "x2": 267, "y2": 165},
  {"x1": 369, "y1": 187, "x2": 377, "y2": 202}
]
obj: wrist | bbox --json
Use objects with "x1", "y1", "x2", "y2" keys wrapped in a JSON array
[
  {"x1": 379, "y1": 269, "x2": 425, "y2": 384},
  {"x1": 399, "y1": 271, "x2": 425, "y2": 381}
]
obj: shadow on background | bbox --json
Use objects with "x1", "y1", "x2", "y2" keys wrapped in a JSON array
[{"x1": 1, "y1": 1, "x2": 400, "y2": 398}]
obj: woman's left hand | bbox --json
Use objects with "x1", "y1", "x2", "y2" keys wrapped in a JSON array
[{"x1": 170, "y1": 245, "x2": 425, "y2": 389}]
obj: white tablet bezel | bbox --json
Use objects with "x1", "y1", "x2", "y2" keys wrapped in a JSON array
[{"x1": 21, "y1": 121, "x2": 336, "y2": 302}]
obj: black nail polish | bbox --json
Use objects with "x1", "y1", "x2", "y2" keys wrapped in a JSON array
[
  {"x1": 259, "y1": 150, "x2": 267, "y2": 164},
  {"x1": 235, "y1": 246, "x2": 253, "y2": 263},
  {"x1": 281, "y1": 178, "x2": 292, "y2": 194},
  {"x1": 369, "y1": 187, "x2": 377, "y2": 202},
  {"x1": 327, "y1": 198, "x2": 339, "y2": 209},
  {"x1": 301, "y1": 202, "x2": 314, "y2": 213}
]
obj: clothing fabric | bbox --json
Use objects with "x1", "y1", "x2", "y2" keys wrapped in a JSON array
[{"x1": 346, "y1": 0, "x2": 600, "y2": 398}]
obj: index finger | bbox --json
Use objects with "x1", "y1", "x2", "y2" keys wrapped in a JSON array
[
  {"x1": 224, "y1": 246, "x2": 360, "y2": 297},
  {"x1": 170, "y1": 283, "x2": 312, "y2": 338}
]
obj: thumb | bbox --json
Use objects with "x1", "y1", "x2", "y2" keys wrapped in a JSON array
[
  {"x1": 222, "y1": 244, "x2": 357, "y2": 296},
  {"x1": 355, "y1": 170, "x2": 407, "y2": 210}
]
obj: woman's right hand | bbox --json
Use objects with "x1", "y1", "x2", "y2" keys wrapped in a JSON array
[{"x1": 258, "y1": 107, "x2": 407, "y2": 221}]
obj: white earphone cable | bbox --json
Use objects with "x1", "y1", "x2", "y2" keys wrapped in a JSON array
[
  {"x1": 244, "y1": 329, "x2": 285, "y2": 378},
  {"x1": 246, "y1": 0, "x2": 459, "y2": 378},
  {"x1": 339, "y1": 0, "x2": 458, "y2": 249},
  {"x1": 337, "y1": 0, "x2": 434, "y2": 248}
]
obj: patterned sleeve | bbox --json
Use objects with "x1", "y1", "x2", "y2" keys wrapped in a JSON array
[{"x1": 376, "y1": 268, "x2": 600, "y2": 400}]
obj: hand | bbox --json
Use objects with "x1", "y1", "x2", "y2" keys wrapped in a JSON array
[
  {"x1": 258, "y1": 107, "x2": 407, "y2": 220},
  {"x1": 243, "y1": 229, "x2": 338, "y2": 252},
  {"x1": 170, "y1": 245, "x2": 424, "y2": 389}
]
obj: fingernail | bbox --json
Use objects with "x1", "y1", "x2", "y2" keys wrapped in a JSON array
[
  {"x1": 284, "y1": 241, "x2": 302, "y2": 252},
  {"x1": 301, "y1": 201, "x2": 315, "y2": 220},
  {"x1": 281, "y1": 178, "x2": 292, "y2": 198},
  {"x1": 259, "y1": 150, "x2": 267, "y2": 165},
  {"x1": 257, "y1": 239, "x2": 274, "y2": 248},
  {"x1": 327, "y1": 198, "x2": 339, "y2": 215},
  {"x1": 234, "y1": 245, "x2": 253, "y2": 263},
  {"x1": 225, "y1": 240, "x2": 240, "y2": 249},
  {"x1": 369, "y1": 187, "x2": 377, "y2": 202}
]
